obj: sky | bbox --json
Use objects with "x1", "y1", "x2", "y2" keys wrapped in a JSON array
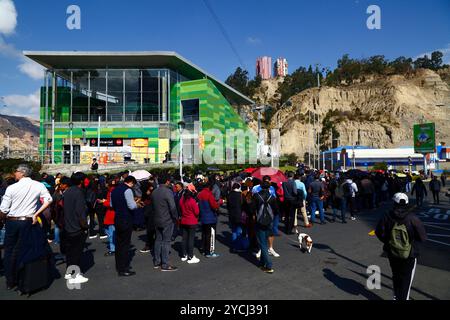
[{"x1": 0, "y1": 0, "x2": 449, "y2": 119}]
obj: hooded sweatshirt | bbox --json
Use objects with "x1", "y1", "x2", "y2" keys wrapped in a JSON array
[
  {"x1": 375, "y1": 205, "x2": 427, "y2": 258},
  {"x1": 198, "y1": 187, "x2": 219, "y2": 225}
]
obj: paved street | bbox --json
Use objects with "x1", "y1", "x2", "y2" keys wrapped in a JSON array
[{"x1": 1, "y1": 187, "x2": 449, "y2": 300}]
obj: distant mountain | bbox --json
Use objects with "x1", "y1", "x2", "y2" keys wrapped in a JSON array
[{"x1": 0, "y1": 114, "x2": 39, "y2": 153}]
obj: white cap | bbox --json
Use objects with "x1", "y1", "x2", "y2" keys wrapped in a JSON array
[{"x1": 392, "y1": 192, "x2": 409, "y2": 205}]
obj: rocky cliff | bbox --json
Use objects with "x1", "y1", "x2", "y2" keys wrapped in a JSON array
[
  {"x1": 0, "y1": 114, "x2": 39, "y2": 154},
  {"x1": 267, "y1": 68, "x2": 450, "y2": 158}
]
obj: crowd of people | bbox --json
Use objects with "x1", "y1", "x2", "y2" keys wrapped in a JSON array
[{"x1": 0, "y1": 163, "x2": 447, "y2": 297}]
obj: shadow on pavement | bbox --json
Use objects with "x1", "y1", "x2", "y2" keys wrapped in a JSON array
[
  {"x1": 315, "y1": 243, "x2": 440, "y2": 300},
  {"x1": 323, "y1": 268, "x2": 382, "y2": 300}
]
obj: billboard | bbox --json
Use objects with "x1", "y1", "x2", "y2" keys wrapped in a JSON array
[{"x1": 413, "y1": 123, "x2": 435, "y2": 154}]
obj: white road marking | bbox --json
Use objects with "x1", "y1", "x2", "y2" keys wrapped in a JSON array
[
  {"x1": 423, "y1": 224, "x2": 450, "y2": 231},
  {"x1": 427, "y1": 239, "x2": 450, "y2": 247}
]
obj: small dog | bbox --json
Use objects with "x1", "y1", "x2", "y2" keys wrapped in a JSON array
[{"x1": 297, "y1": 232, "x2": 313, "y2": 253}]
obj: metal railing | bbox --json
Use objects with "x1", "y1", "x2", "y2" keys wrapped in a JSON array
[{"x1": 69, "y1": 114, "x2": 162, "y2": 122}]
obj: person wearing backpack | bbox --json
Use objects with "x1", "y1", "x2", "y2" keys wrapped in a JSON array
[
  {"x1": 342, "y1": 177, "x2": 357, "y2": 221},
  {"x1": 254, "y1": 181, "x2": 279, "y2": 274},
  {"x1": 375, "y1": 193, "x2": 427, "y2": 300}
]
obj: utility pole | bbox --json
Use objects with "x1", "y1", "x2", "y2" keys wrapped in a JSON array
[{"x1": 308, "y1": 110, "x2": 311, "y2": 167}]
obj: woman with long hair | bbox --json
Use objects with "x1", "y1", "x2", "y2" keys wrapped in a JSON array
[{"x1": 179, "y1": 185, "x2": 200, "y2": 263}]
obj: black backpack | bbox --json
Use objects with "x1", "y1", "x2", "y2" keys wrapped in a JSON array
[
  {"x1": 256, "y1": 193, "x2": 274, "y2": 227},
  {"x1": 343, "y1": 182, "x2": 353, "y2": 197}
]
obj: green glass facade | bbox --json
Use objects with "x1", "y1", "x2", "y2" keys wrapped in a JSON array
[{"x1": 32, "y1": 52, "x2": 255, "y2": 165}]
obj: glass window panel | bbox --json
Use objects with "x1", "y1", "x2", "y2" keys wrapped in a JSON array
[
  {"x1": 142, "y1": 76, "x2": 158, "y2": 92},
  {"x1": 108, "y1": 69, "x2": 124, "y2": 78},
  {"x1": 125, "y1": 70, "x2": 140, "y2": 92},
  {"x1": 107, "y1": 75, "x2": 124, "y2": 92},
  {"x1": 90, "y1": 72, "x2": 106, "y2": 93},
  {"x1": 181, "y1": 99, "x2": 199, "y2": 123}
]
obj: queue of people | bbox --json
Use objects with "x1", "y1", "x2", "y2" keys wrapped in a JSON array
[{"x1": 0, "y1": 162, "x2": 445, "y2": 298}]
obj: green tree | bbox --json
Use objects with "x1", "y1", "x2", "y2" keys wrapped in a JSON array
[
  {"x1": 430, "y1": 51, "x2": 443, "y2": 70},
  {"x1": 413, "y1": 55, "x2": 433, "y2": 70},
  {"x1": 389, "y1": 56, "x2": 413, "y2": 74},
  {"x1": 225, "y1": 67, "x2": 250, "y2": 96}
]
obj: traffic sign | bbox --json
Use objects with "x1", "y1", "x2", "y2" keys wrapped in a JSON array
[{"x1": 413, "y1": 123, "x2": 436, "y2": 153}]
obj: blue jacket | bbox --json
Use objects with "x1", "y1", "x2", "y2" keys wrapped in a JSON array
[{"x1": 198, "y1": 188, "x2": 219, "y2": 225}]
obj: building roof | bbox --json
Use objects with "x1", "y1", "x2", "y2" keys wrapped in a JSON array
[{"x1": 23, "y1": 51, "x2": 254, "y2": 105}]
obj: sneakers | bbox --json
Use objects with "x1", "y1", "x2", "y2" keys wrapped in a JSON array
[
  {"x1": 351, "y1": 216, "x2": 356, "y2": 221},
  {"x1": 99, "y1": 234, "x2": 108, "y2": 240},
  {"x1": 205, "y1": 253, "x2": 220, "y2": 258},
  {"x1": 104, "y1": 251, "x2": 115, "y2": 257},
  {"x1": 68, "y1": 273, "x2": 89, "y2": 284},
  {"x1": 268, "y1": 248, "x2": 280, "y2": 257},
  {"x1": 140, "y1": 246, "x2": 151, "y2": 253},
  {"x1": 64, "y1": 273, "x2": 72, "y2": 280},
  {"x1": 153, "y1": 264, "x2": 161, "y2": 269},
  {"x1": 260, "y1": 267, "x2": 274, "y2": 274},
  {"x1": 161, "y1": 265, "x2": 178, "y2": 272},
  {"x1": 187, "y1": 256, "x2": 200, "y2": 264},
  {"x1": 255, "y1": 250, "x2": 261, "y2": 260},
  {"x1": 88, "y1": 234, "x2": 98, "y2": 239},
  {"x1": 181, "y1": 255, "x2": 188, "y2": 262}
]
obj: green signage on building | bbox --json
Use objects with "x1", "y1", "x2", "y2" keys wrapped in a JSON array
[{"x1": 413, "y1": 123, "x2": 436, "y2": 153}]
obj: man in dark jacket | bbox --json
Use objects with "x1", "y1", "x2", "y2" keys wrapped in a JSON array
[
  {"x1": 411, "y1": 178, "x2": 427, "y2": 207},
  {"x1": 151, "y1": 175, "x2": 178, "y2": 271},
  {"x1": 308, "y1": 174, "x2": 326, "y2": 225},
  {"x1": 254, "y1": 181, "x2": 279, "y2": 273},
  {"x1": 429, "y1": 176, "x2": 441, "y2": 204},
  {"x1": 111, "y1": 175, "x2": 139, "y2": 276},
  {"x1": 227, "y1": 183, "x2": 244, "y2": 252},
  {"x1": 375, "y1": 193, "x2": 427, "y2": 300},
  {"x1": 63, "y1": 172, "x2": 89, "y2": 284},
  {"x1": 282, "y1": 172, "x2": 298, "y2": 234}
]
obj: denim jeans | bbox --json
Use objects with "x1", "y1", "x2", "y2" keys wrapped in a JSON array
[
  {"x1": 310, "y1": 197, "x2": 325, "y2": 223},
  {"x1": 105, "y1": 225, "x2": 115, "y2": 252},
  {"x1": 231, "y1": 224, "x2": 243, "y2": 243},
  {"x1": 154, "y1": 223, "x2": 174, "y2": 268},
  {"x1": 272, "y1": 215, "x2": 280, "y2": 235},
  {"x1": 255, "y1": 226, "x2": 272, "y2": 269},
  {"x1": 54, "y1": 225, "x2": 60, "y2": 244}
]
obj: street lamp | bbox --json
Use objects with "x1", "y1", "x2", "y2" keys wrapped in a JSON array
[
  {"x1": 178, "y1": 120, "x2": 186, "y2": 182},
  {"x1": 69, "y1": 122, "x2": 74, "y2": 164},
  {"x1": 6, "y1": 128, "x2": 10, "y2": 158},
  {"x1": 96, "y1": 106, "x2": 105, "y2": 160},
  {"x1": 252, "y1": 104, "x2": 271, "y2": 160}
]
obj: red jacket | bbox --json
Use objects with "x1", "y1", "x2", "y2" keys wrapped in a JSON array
[
  {"x1": 179, "y1": 196, "x2": 200, "y2": 226},
  {"x1": 103, "y1": 186, "x2": 115, "y2": 225}
]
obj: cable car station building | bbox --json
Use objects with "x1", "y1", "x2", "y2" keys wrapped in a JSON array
[{"x1": 25, "y1": 51, "x2": 255, "y2": 165}]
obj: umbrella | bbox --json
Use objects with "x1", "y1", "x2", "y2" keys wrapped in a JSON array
[
  {"x1": 130, "y1": 169, "x2": 151, "y2": 181},
  {"x1": 251, "y1": 167, "x2": 287, "y2": 184},
  {"x1": 243, "y1": 167, "x2": 257, "y2": 173}
]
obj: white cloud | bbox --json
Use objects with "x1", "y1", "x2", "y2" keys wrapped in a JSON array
[
  {"x1": 247, "y1": 36, "x2": 262, "y2": 45},
  {"x1": 415, "y1": 43, "x2": 450, "y2": 64},
  {"x1": 0, "y1": 36, "x2": 21, "y2": 58},
  {"x1": 18, "y1": 58, "x2": 45, "y2": 80},
  {"x1": 0, "y1": 0, "x2": 17, "y2": 35},
  {"x1": 2, "y1": 90, "x2": 40, "y2": 119}
]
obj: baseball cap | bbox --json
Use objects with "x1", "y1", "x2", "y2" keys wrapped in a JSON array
[{"x1": 392, "y1": 192, "x2": 409, "y2": 205}]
